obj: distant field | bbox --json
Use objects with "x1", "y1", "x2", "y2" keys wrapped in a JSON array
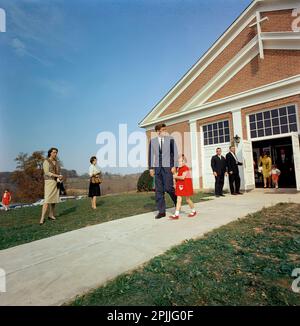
[
  {"x1": 0, "y1": 191, "x2": 212, "y2": 250},
  {"x1": 0, "y1": 172, "x2": 141, "y2": 202},
  {"x1": 66, "y1": 174, "x2": 140, "y2": 196}
]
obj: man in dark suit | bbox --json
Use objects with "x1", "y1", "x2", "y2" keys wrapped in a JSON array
[
  {"x1": 149, "y1": 123, "x2": 177, "y2": 219},
  {"x1": 226, "y1": 145, "x2": 243, "y2": 195},
  {"x1": 211, "y1": 148, "x2": 228, "y2": 197},
  {"x1": 276, "y1": 148, "x2": 293, "y2": 187}
]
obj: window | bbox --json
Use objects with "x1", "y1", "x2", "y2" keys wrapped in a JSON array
[
  {"x1": 203, "y1": 120, "x2": 230, "y2": 146},
  {"x1": 249, "y1": 105, "x2": 298, "y2": 139}
]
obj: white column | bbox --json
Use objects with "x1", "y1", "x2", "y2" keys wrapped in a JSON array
[
  {"x1": 189, "y1": 120, "x2": 200, "y2": 190},
  {"x1": 232, "y1": 108, "x2": 243, "y2": 141},
  {"x1": 232, "y1": 108, "x2": 246, "y2": 190}
]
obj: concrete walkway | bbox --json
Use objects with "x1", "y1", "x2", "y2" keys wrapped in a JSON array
[{"x1": 0, "y1": 189, "x2": 300, "y2": 306}]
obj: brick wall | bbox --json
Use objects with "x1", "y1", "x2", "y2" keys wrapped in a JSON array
[
  {"x1": 261, "y1": 9, "x2": 295, "y2": 32},
  {"x1": 207, "y1": 50, "x2": 300, "y2": 102}
]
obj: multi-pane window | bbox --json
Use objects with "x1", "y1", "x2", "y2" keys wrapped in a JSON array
[
  {"x1": 249, "y1": 105, "x2": 298, "y2": 139},
  {"x1": 203, "y1": 120, "x2": 230, "y2": 146}
]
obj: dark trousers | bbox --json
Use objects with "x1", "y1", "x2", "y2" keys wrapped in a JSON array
[
  {"x1": 279, "y1": 170, "x2": 292, "y2": 187},
  {"x1": 155, "y1": 169, "x2": 177, "y2": 214},
  {"x1": 229, "y1": 173, "x2": 240, "y2": 194},
  {"x1": 215, "y1": 174, "x2": 225, "y2": 196}
]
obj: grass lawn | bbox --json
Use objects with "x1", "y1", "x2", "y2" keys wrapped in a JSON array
[
  {"x1": 0, "y1": 191, "x2": 211, "y2": 250},
  {"x1": 70, "y1": 203, "x2": 300, "y2": 306}
]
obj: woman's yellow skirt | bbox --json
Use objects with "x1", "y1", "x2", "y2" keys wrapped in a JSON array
[{"x1": 44, "y1": 180, "x2": 60, "y2": 204}]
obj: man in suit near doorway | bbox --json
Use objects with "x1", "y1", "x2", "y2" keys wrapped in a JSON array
[
  {"x1": 226, "y1": 145, "x2": 243, "y2": 195},
  {"x1": 149, "y1": 123, "x2": 178, "y2": 219},
  {"x1": 276, "y1": 148, "x2": 293, "y2": 187},
  {"x1": 211, "y1": 148, "x2": 228, "y2": 197}
]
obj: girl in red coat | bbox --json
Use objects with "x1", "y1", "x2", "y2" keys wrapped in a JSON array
[
  {"x1": 170, "y1": 155, "x2": 196, "y2": 220},
  {"x1": 2, "y1": 189, "x2": 12, "y2": 211}
]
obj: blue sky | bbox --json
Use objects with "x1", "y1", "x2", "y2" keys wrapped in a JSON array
[{"x1": 0, "y1": 0, "x2": 252, "y2": 174}]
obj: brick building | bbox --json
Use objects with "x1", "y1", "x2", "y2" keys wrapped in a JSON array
[{"x1": 139, "y1": 0, "x2": 300, "y2": 191}]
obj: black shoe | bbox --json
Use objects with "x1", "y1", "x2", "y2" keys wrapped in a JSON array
[
  {"x1": 155, "y1": 212, "x2": 166, "y2": 219},
  {"x1": 220, "y1": 194, "x2": 225, "y2": 197},
  {"x1": 48, "y1": 216, "x2": 56, "y2": 221},
  {"x1": 232, "y1": 193, "x2": 238, "y2": 195},
  {"x1": 236, "y1": 192, "x2": 243, "y2": 195},
  {"x1": 215, "y1": 195, "x2": 220, "y2": 198}
]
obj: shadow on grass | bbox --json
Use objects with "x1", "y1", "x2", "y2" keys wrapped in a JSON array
[{"x1": 59, "y1": 206, "x2": 78, "y2": 217}]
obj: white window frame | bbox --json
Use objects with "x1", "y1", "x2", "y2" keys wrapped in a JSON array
[
  {"x1": 200, "y1": 123, "x2": 231, "y2": 190},
  {"x1": 202, "y1": 119, "x2": 231, "y2": 146},
  {"x1": 246, "y1": 103, "x2": 300, "y2": 141}
]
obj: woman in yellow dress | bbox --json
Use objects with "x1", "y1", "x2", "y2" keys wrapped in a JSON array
[{"x1": 260, "y1": 151, "x2": 272, "y2": 188}]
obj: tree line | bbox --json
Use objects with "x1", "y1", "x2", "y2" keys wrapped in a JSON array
[{"x1": 0, "y1": 151, "x2": 77, "y2": 203}]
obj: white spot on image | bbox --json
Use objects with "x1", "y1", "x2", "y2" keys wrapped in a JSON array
[
  {"x1": 0, "y1": 268, "x2": 6, "y2": 293},
  {"x1": 0, "y1": 8, "x2": 6, "y2": 32}
]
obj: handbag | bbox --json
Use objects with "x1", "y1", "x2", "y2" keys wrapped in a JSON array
[
  {"x1": 91, "y1": 173, "x2": 102, "y2": 184},
  {"x1": 59, "y1": 182, "x2": 66, "y2": 195},
  {"x1": 56, "y1": 180, "x2": 66, "y2": 193}
]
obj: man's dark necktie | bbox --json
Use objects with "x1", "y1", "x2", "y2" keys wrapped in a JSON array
[{"x1": 159, "y1": 138, "x2": 163, "y2": 167}]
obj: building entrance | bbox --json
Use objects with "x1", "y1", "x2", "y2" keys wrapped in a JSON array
[{"x1": 252, "y1": 136, "x2": 296, "y2": 188}]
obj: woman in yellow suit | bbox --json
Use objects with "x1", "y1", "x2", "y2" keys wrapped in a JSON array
[{"x1": 260, "y1": 151, "x2": 272, "y2": 188}]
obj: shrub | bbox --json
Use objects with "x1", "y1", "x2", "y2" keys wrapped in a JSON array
[{"x1": 137, "y1": 170, "x2": 154, "y2": 192}]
